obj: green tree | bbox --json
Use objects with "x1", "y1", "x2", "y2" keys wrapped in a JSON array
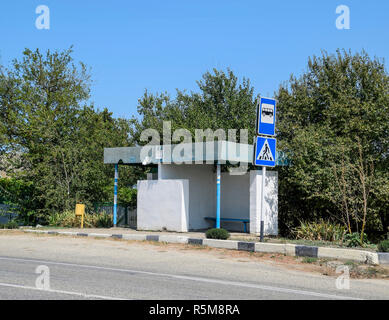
[
  {"x1": 276, "y1": 50, "x2": 389, "y2": 241},
  {"x1": 0, "y1": 48, "x2": 137, "y2": 222},
  {"x1": 131, "y1": 68, "x2": 257, "y2": 144}
]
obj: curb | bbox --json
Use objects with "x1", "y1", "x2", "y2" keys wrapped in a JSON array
[
  {"x1": 378, "y1": 252, "x2": 389, "y2": 265},
  {"x1": 20, "y1": 229, "x2": 385, "y2": 265}
]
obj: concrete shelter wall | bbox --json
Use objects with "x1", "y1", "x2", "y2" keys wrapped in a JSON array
[
  {"x1": 219, "y1": 172, "x2": 250, "y2": 232},
  {"x1": 159, "y1": 164, "x2": 215, "y2": 230},
  {"x1": 137, "y1": 179, "x2": 189, "y2": 232},
  {"x1": 159, "y1": 164, "x2": 250, "y2": 232}
]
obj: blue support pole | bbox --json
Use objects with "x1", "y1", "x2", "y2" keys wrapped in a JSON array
[
  {"x1": 216, "y1": 164, "x2": 221, "y2": 229},
  {"x1": 113, "y1": 164, "x2": 118, "y2": 227}
]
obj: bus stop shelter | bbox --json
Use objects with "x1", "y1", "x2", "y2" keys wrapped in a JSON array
[{"x1": 104, "y1": 141, "x2": 285, "y2": 234}]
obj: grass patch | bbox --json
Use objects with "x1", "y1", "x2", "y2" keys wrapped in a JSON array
[
  {"x1": 90, "y1": 236, "x2": 109, "y2": 240},
  {"x1": 185, "y1": 244, "x2": 207, "y2": 250},
  {"x1": 367, "y1": 267, "x2": 378, "y2": 276},
  {"x1": 344, "y1": 260, "x2": 357, "y2": 267},
  {"x1": 269, "y1": 237, "x2": 378, "y2": 251},
  {"x1": 302, "y1": 257, "x2": 318, "y2": 264},
  {"x1": 230, "y1": 236, "x2": 259, "y2": 242}
]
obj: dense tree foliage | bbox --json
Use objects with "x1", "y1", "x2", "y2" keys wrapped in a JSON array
[
  {"x1": 0, "y1": 48, "x2": 140, "y2": 223},
  {"x1": 131, "y1": 69, "x2": 257, "y2": 144},
  {"x1": 276, "y1": 50, "x2": 389, "y2": 240}
]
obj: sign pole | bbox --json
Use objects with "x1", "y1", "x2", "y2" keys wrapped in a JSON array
[
  {"x1": 216, "y1": 163, "x2": 221, "y2": 229},
  {"x1": 254, "y1": 96, "x2": 277, "y2": 241},
  {"x1": 260, "y1": 166, "x2": 266, "y2": 242},
  {"x1": 113, "y1": 164, "x2": 118, "y2": 228},
  {"x1": 75, "y1": 204, "x2": 85, "y2": 229}
]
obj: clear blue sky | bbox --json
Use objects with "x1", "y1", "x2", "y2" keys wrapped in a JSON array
[{"x1": 0, "y1": 1, "x2": 388, "y2": 119}]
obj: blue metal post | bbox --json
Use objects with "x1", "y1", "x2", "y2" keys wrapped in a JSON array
[
  {"x1": 216, "y1": 163, "x2": 221, "y2": 229},
  {"x1": 113, "y1": 164, "x2": 118, "y2": 227}
]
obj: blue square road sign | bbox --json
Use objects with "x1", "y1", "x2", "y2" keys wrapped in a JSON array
[
  {"x1": 254, "y1": 136, "x2": 276, "y2": 167},
  {"x1": 256, "y1": 97, "x2": 276, "y2": 136}
]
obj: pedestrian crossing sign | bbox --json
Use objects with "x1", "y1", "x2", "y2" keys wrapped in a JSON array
[{"x1": 254, "y1": 136, "x2": 276, "y2": 167}]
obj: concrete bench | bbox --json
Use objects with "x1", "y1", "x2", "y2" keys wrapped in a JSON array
[{"x1": 204, "y1": 217, "x2": 250, "y2": 233}]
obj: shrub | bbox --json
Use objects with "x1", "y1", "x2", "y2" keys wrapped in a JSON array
[
  {"x1": 378, "y1": 240, "x2": 389, "y2": 252},
  {"x1": 6, "y1": 220, "x2": 19, "y2": 229},
  {"x1": 46, "y1": 212, "x2": 64, "y2": 226},
  {"x1": 205, "y1": 228, "x2": 230, "y2": 240},
  {"x1": 0, "y1": 220, "x2": 19, "y2": 229},
  {"x1": 47, "y1": 210, "x2": 79, "y2": 227},
  {"x1": 94, "y1": 212, "x2": 113, "y2": 228},
  {"x1": 47, "y1": 211, "x2": 113, "y2": 228},
  {"x1": 344, "y1": 232, "x2": 368, "y2": 247},
  {"x1": 293, "y1": 219, "x2": 346, "y2": 242}
]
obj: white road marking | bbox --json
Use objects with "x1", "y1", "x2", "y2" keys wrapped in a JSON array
[
  {"x1": 0, "y1": 256, "x2": 361, "y2": 300},
  {"x1": 0, "y1": 281, "x2": 127, "y2": 300}
]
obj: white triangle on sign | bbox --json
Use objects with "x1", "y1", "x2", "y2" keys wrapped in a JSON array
[{"x1": 257, "y1": 139, "x2": 274, "y2": 161}]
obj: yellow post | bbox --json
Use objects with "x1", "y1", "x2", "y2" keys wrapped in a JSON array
[{"x1": 75, "y1": 204, "x2": 85, "y2": 229}]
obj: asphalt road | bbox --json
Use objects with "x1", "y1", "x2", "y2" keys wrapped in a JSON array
[{"x1": 0, "y1": 232, "x2": 388, "y2": 300}]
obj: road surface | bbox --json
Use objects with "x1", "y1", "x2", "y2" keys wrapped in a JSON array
[{"x1": 0, "y1": 232, "x2": 388, "y2": 300}]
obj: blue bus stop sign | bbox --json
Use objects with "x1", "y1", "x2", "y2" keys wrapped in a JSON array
[
  {"x1": 254, "y1": 136, "x2": 276, "y2": 167},
  {"x1": 256, "y1": 97, "x2": 276, "y2": 136}
]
